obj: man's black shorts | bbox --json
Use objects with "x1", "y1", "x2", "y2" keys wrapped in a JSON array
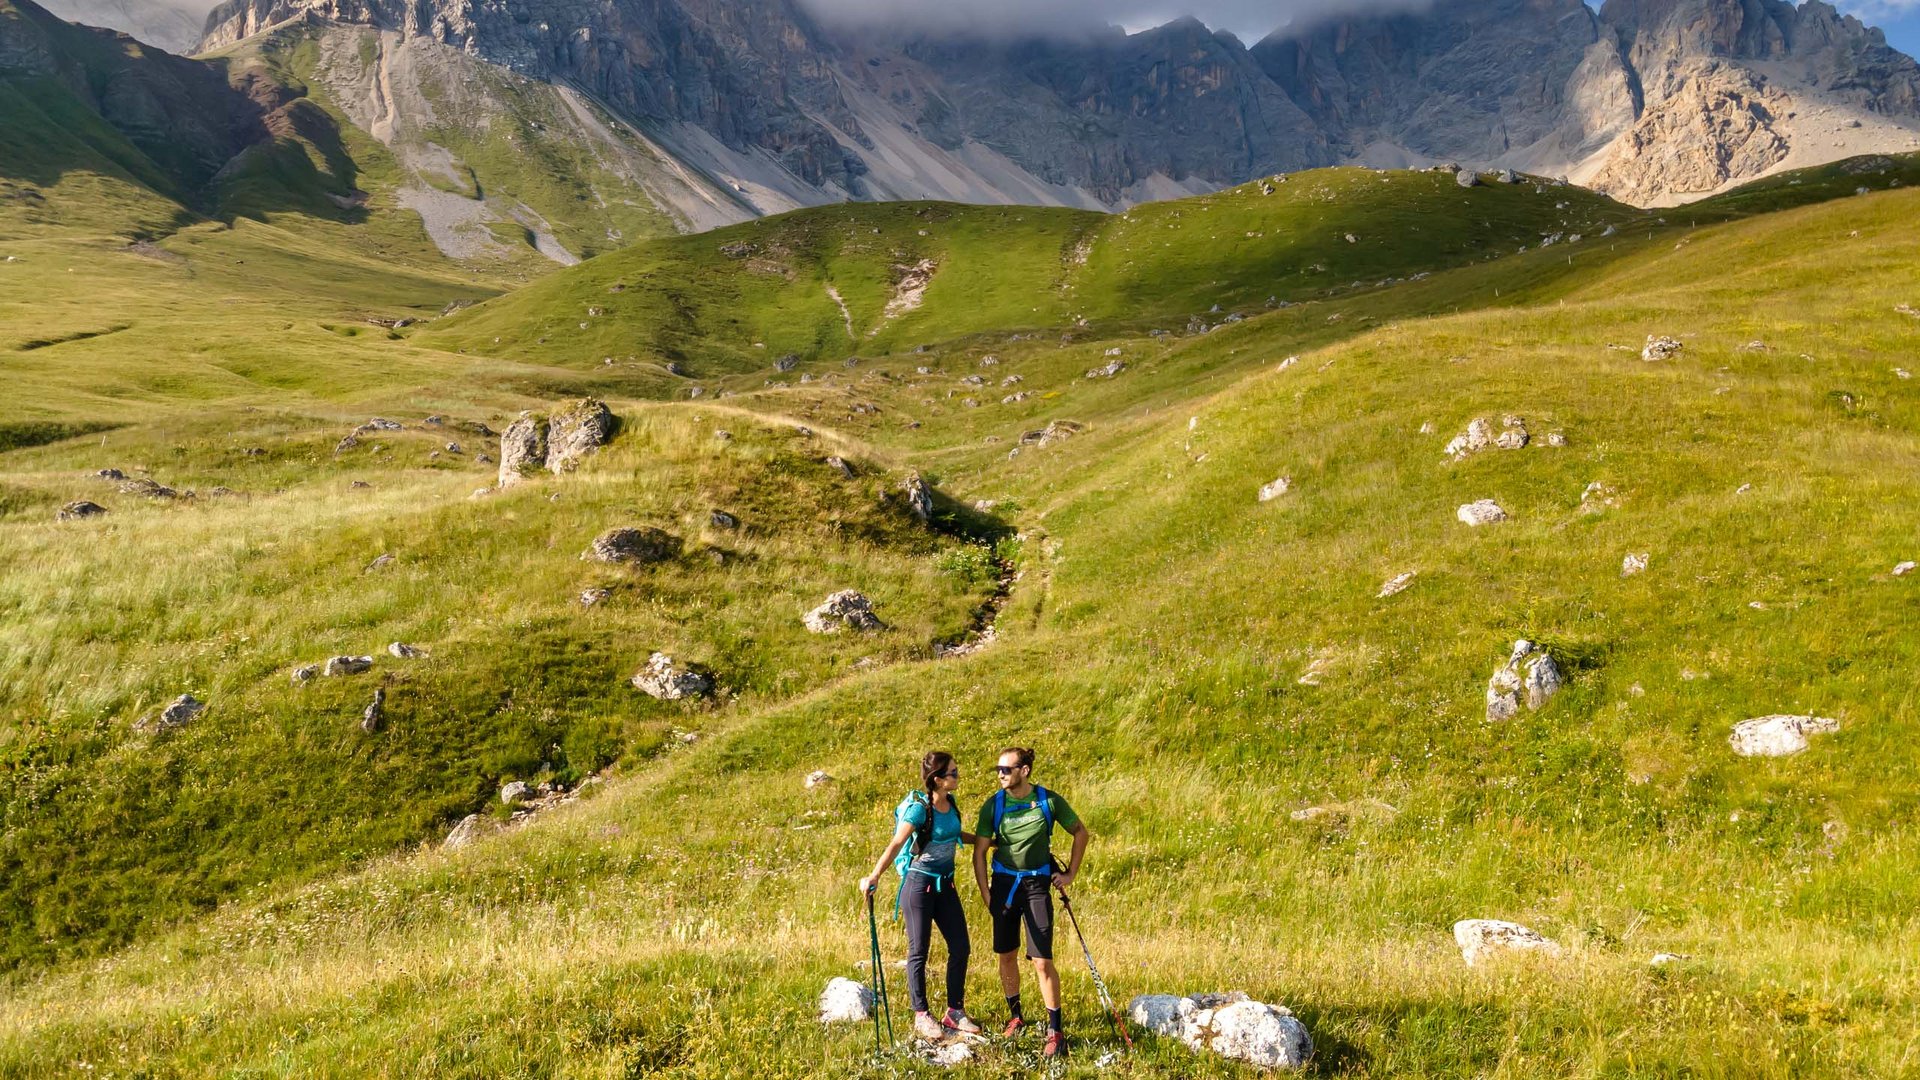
[{"x1": 990, "y1": 873, "x2": 1054, "y2": 960}]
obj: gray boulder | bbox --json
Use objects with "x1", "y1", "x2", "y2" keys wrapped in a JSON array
[
  {"x1": 632, "y1": 652, "x2": 715, "y2": 700},
  {"x1": 94, "y1": 468, "x2": 126, "y2": 480},
  {"x1": 580, "y1": 588, "x2": 612, "y2": 607},
  {"x1": 1453, "y1": 919, "x2": 1561, "y2": 967},
  {"x1": 804, "y1": 591, "x2": 886, "y2": 633},
  {"x1": 118, "y1": 478, "x2": 176, "y2": 499},
  {"x1": 902, "y1": 474, "x2": 934, "y2": 524},
  {"x1": 1456, "y1": 500, "x2": 1508, "y2": 526},
  {"x1": 1496, "y1": 168, "x2": 1519, "y2": 184},
  {"x1": 585, "y1": 527, "x2": 680, "y2": 565},
  {"x1": 325, "y1": 656, "x2": 374, "y2": 677},
  {"x1": 825, "y1": 456, "x2": 855, "y2": 479},
  {"x1": 497, "y1": 415, "x2": 548, "y2": 487},
  {"x1": 57, "y1": 500, "x2": 107, "y2": 521},
  {"x1": 134, "y1": 693, "x2": 205, "y2": 735},
  {"x1": 361, "y1": 687, "x2": 386, "y2": 733},
  {"x1": 443, "y1": 813, "x2": 499, "y2": 850},
  {"x1": 1456, "y1": 169, "x2": 1480, "y2": 188},
  {"x1": 709, "y1": 510, "x2": 740, "y2": 530},
  {"x1": 818, "y1": 977, "x2": 874, "y2": 1023},
  {"x1": 388, "y1": 642, "x2": 424, "y2": 659},
  {"x1": 1642, "y1": 336, "x2": 1683, "y2": 362},
  {"x1": 500, "y1": 781, "x2": 533, "y2": 805},
  {"x1": 546, "y1": 399, "x2": 615, "y2": 475}
]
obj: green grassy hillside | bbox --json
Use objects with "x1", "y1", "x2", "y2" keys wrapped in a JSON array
[
  {"x1": 2, "y1": 170, "x2": 1919, "y2": 1076},
  {"x1": 415, "y1": 168, "x2": 1643, "y2": 381}
]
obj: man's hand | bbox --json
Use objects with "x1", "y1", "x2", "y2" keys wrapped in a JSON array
[{"x1": 1051, "y1": 868, "x2": 1076, "y2": 894}]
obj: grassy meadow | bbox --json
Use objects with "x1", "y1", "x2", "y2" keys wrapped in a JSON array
[{"x1": 1, "y1": 156, "x2": 1918, "y2": 1076}]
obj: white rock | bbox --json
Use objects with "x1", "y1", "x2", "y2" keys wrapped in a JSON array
[
  {"x1": 1258, "y1": 476, "x2": 1292, "y2": 502},
  {"x1": 1453, "y1": 919, "x2": 1561, "y2": 967},
  {"x1": 1378, "y1": 571, "x2": 1417, "y2": 598},
  {"x1": 1642, "y1": 335, "x2": 1683, "y2": 362},
  {"x1": 902, "y1": 474, "x2": 934, "y2": 524},
  {"x1": 1127, "y1": 993, "x2": 1311, "y2": 1070},
  {"x1": 1487, "y1": 640, "x2": 1562, "y2": 720},
  {"x1": 324, "y1": 655, "x2": 374, "y2": 677},
  {"x1": 632, "y1": 653, "x2": 714, "y2": 700},
  {"x1": 1622, "y1": 552, "x2": 1650, "y2": 576},
  {"x1": 1893, "y1": 561, "x2": 1915, "y2": 577},
  {"x1": 1545, "y1": 432, "x2": 1568, "y2": 447},
  {"x1": 805, "y1": 770, "x2": 834, "y2": 789},
  {"x1": 818, "y1": 977, "x2": 874, "y2": 1023},
  {"x1": 1457, "y1": 500, "x2": 1507, "y2": 526},
  {"x1": 916, "y1": 1040, "x2": 974, "y2": 1066},
  {"x1": 1728, "y1": 715, "x2": 1839, "y2": 757},
  {"x1": 388, "y1": 642, "x2": 424, "y2": 659},
  {"x1": 500, "y1": 781, "x2": 533, "y2": 804},
  {"x1": 1650, "y1": 952, "x2": 1688, "y2": 966},
  {"x1": 442, "y1": 813, "x2": 498, "y2": 850}
]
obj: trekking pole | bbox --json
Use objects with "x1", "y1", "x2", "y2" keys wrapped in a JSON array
[
  {"x1": 865, "y1": 888, "x2": 895, "y2": 1051},
  {"x1": 1058, "y1": 889, "x2": 1134, "y2": 1052}
]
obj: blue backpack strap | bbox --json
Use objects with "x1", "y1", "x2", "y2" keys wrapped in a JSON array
[
  {"x1": 991, "y1": 789, "x2": 1007, "y2": 838},
  {"x1": 1035, "y1": 785, "x2": 1053, "y2": 832}
]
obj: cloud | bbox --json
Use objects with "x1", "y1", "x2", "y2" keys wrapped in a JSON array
[{"x1": 798, "y1": 0, "x2": 1434, "y2": 43}]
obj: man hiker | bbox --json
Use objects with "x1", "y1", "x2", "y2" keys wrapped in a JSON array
[{"x1": 971, "y1": 746, "x2": 1090, "y2": 1059}]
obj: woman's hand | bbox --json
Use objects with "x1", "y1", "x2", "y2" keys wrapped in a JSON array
[{"x1": 859, "y1": 874, "x2": 878, "y2": 895}]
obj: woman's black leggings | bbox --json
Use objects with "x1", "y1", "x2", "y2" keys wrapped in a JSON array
[{"x1": 901, "y1": 876, "x2": 970, "y2": 1014}]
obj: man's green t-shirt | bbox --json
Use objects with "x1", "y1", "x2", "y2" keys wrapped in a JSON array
[{"x1": 977, "y1": 788, "x2": 1079, "y2": 872}]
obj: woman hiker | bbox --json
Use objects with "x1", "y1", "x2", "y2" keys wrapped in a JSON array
[
  {"x1": 971, "y1": 745, "x2": 1090, "y2": 1059},
  {"x1": 858, "y1": 750, "x2": 984, "y2": 1040}
]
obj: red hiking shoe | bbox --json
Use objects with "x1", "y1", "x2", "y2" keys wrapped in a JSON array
[
  {"x1": 1042, "y1": 1030, "x2": 1066, "y2": 1058},
  {"x1": 1001, "y1": 1016, "x2": 1028, "y2": 1039}
]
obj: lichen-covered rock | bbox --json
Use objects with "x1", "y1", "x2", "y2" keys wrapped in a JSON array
[
  {"x1": 1378, "y1": 571, "x2": 1417, "y2": 598},
  {"x1": 545, "y1": 402, "x2": 614, "y2": 468},
  {"x1": 1258, "y1": 476, "x2": 1292, "y2": 502},
  {"x1": 324, "y1": 655, "x2": 374, "y2": 677},
  {"x1": 1622, "y1": 552, "x2": 1650, "y2": 576},
  {"x1": 1729, "y1": 714, "x2": 1839, "y2": 757},
  {"x1": 1454, "y1": 919, "x2": 1561, "y2": 967},
  {"x1": 804, "y1": 590, "x2": 885, "y2": 633},
  {"x1": 57, "y1": 500, "x2": 107, "y2": 520},
  {"x1": 497, "y1": 415, "x2": 548, "y2": 487},
  {"x1": 632, "y1": 652, "x2": 714, "y2": 700},
  {"x1": 585, "y1": 527, "x2": 680, "y2": 565}
]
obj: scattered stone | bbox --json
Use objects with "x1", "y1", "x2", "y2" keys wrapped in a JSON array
[
  {"x1": 57, "y1": 500, "x2": 107, "y2": 521},
  {"x1": 94, "y1": 468, "x2": 126, "y2": 480},
  {"x1": 585, "y1": 527, "x2": 680, "y2": 565},
  {"x1": 334, "y1": 435, "x2": 360, "y2": 454},
  {"x1": 1455, "y1": 169, "x2": 1480, "y2": 188},
  {"x1": 325, "y1": 656, "x2": 374, "y2": 677},
  {"x1": 359, "y1": 418, "x2": 403, "y2": 433},
  {"x1": 1495, "y1": 168, "x2": 1518, "y2": 184},
  {"x1": 819, "y1": 977, "x2": 875, "y2": 1023},
  {"x1": 1128, "y1": 993, "x2": 1312, "y2": 1070},
  {"x1": 388, "y1": 642, "x2": 424, "y2": 659},
  {"x1": 1622, "y1": 552, "x2": 1650, "y2": 577},
  {"x1": 709, "y1": 510, "x2": 740, "y2": 530},
  {"x1": 1378, "y1": 571, "x2": 1417, "y2": 598},
  {"x1": 1258, "y1": 476, "x2": 1292, "y2": 502},
  {"x1": 290, "y1": 664, "x2": 318, "y2": 683},
  {"x1": 902, "y1": 474, "x2": 934, "y2": 524},
  {"x1": 361, "y1": 687, "x2": 386, "y2": 733},
  {"x1": 1289, "y1": 798, "x2": 1398, "y2": 827},
  {"x1": 500, "y1": 781, "x2": 533, "y2": 805},
  {"x1": 713, "y1": 430, "x2": 733, "y2": 442},
  {"x1": 1892, "y1": 561, "x2": 1915, "y2": 577},
  {"x1": 350, "y1": 480, "x2": 372, "y2": 490},
  {"x1": 1650, "y1": 953, "x2": 1689, "y2": 966},
  {"x1": 825, "y1": 456, "x2": 855, "y2": 479},
  {"x1": 1456, "y1": 500, "x2": 1507, "y2": 526},
  {"x1": 1444, "y1": 418, "x2": 1495, "y2": 458},
  {"x1": 1020, "y1": 420, "x2": 1083, "y2": 448},
  {"x1": 804, "y1": 590, "x2": 885, "y2": 633},
  {"x1": 1729, "y1": 715, "x2": 1839, "y2": 757},
  {"x1": 1453, "y1": 919, "x2": 1561, "y2": 967},
  {"x1": 1897, "y1": 304, "x2": 1918, "y2": 318},
  {"x1": 632, "y1": 652, "x2": 714, "y2": 700},
  {"x1": 1495, "y1": 416, "x2": 1529, "y2": 450},
  {"x1": 805, "y1": 770, "x2": 834, "y2": 789},
  {"x1": 1642, "y1": 336, "x2": 1683, "y2": 362},
  {"x1": 134, "y1": 694, "x2": 204, "y2": 736},
  {"x1": 579, "y1": 588, "x2": 611, "y2": 607},
  {"x1": 443, "y1": 813, "x2": 499, "y2": 850},
  {"x1": 1545, "y1": 432, "x2": 1568, "y2": 447},
  {"x1": 118, "y1": 478, "x2": 177, "y2": 499},
  {"x1": 1085, "y1": 359, "x2": 1126, "y2": 379},
  {"x1": 1486, "y1": 639, "x2": 1562, "y2": 721}
]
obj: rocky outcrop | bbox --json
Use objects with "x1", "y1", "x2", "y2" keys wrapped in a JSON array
[
  {"x1": 544, "y1": 398, "x2": 615, "y2": 475},
  {"x1": 585, "y1": 527, "x2": 680, "y2": 565},
  {"x1": 631, "y1": 652, "x2": 713, "y2": 700},
  {"x1": 56, "y1": 500, "x2": 107, "y2": 520},
  {"x1": 1486, "y1": 639, "x2": 1563, "y2": 720},
  {"x1": 497, "y1": 416, "x2": 548, "y2": 487},
  {"x1": 133, "y1": 693, "x2": 204, "y2": 735},
  {"x1": 803, "y1": 590, "x2": 884, "y2": 633}
]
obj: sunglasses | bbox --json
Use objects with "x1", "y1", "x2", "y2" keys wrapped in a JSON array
[
  {"x1": 936, "y1": 769, "x2": 960, "y2": 779},
  {"x1": 995, "y1": 764, "x2": 1027, "y2": 775}
]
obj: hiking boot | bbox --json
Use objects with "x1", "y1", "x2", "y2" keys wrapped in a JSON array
[
  {"x1": 1001, "y1": 1016, "x2": 1029, "y2": 1039},
  {"x1": 943, "y1": 1008, "x2": 982, "y2": 1034},
  {"x1": 1042, "y1": 1031, "x2": 1066, "y2": 1058},
  {"x1": 913, "y1": 1012, "x2": 946, "y2": 1040}
]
